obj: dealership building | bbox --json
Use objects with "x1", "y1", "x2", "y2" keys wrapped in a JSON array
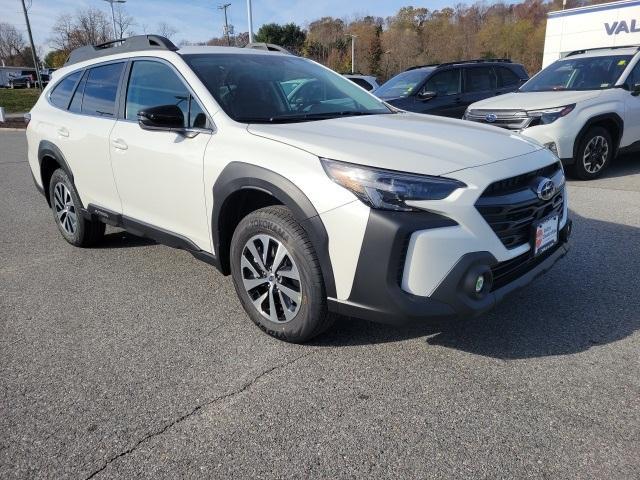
[{"x1": 543, "y1": 0, "x2": 640, "y2": 67}]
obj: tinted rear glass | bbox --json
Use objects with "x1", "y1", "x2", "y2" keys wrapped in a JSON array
[
  {"x1": 49, "y1": 71, "x2": 82, "y2": 110},
  {"x1": 81, "y1": 63, "x2": 124, "y2": 117}
]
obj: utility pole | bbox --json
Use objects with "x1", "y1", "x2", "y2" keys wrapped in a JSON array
[
  {"x1": 219, "y1": 3, "x2": 232, "y2": 46},
  {"x1": 20, "y1": 0, "x2": 43, "y2": 90},
  {"x1": 345, "y1": 34, "x2": 357, "y2": 74},
  {"x1": 247, "y1": 0, "x2": 254, "y2": 43},
  {"x1": 103, "y1": 0, "x2": 127, "y2": 39}
]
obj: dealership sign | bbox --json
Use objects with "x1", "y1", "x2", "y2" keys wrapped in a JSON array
[{"x1": 605, "y1": 19, "x2": 640, "y2": 35}]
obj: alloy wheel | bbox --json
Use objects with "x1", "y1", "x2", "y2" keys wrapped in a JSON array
[
  {"x1": 53, "y1": 182, "x2": 77, "y2": 236},
  {"x1": 582, "y1": 135, "x2": 609, "y2": 174},
  {"x1": 241, "y1": 234, "x2": 302, "y2": 323}
]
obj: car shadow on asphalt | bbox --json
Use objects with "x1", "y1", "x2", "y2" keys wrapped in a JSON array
[
  {"x1": 311, "y1": 211, "x2": 640, "y2": 360},
  {"x1": 592, "y1": 153, "x2": 640, "y2": 180}
]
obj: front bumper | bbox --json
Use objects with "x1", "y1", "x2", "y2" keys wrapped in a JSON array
[{"x1": 328, "y1": 213, "x2": 571, "y2": 325}]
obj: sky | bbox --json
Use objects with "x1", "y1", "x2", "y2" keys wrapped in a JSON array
[{"x1": 1, "y1": 0, "x2": 518, "y2": 52}]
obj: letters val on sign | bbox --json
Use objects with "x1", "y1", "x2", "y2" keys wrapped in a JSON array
[{"x1": 605, "y1": 19, "x2": 640, "y2": 35}]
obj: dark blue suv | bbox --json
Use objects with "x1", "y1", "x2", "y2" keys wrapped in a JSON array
[{"x1": 375, "y1": 59, "x2": 528, "y2": 118}]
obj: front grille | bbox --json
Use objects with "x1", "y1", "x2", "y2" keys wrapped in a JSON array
[
  {"x1": 476, "y1": 163, "x2": 564, "y2": 249},
  {"x1": 465, "y1": 109, "x2": 531, "y2": 130},
  {"x1": 490, "y1": 243, "x2": 561, "y2": 291}
]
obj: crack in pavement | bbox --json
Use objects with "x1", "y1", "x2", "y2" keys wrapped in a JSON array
[{"x1": 84, "y1": 349, "x2": 315, "y2": 479}]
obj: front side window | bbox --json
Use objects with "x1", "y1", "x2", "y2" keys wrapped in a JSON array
[
  {"x1": 465, "y1": 67, "x2": 497, "y2": 93},
  {"x1": 49, "y1": 71, "x2": 82, "y2": 110},
  {"x1": 350, "y1": 78, "x2": 374, "y2": 91},
  {"x1": 125, "y1": 60, "x2": 205, "y2": 128},
  {"x1": 423, "y1": 69, "x2": 461, "y2": 95},
  {"x1": 625, "y1": 60, "x2": 640, "y2": 88},
  {"x1": 521, "y1": 55, "x2": 633, "y2": 92},
  {"x1": 184, "y1": 53, "x2": 391, "y2": 123},
  {"x1": 497, "y1": 67, "x2": 521, "y2": 87},
  {"x1": 375, "y1": 69, "x2": 432, "y2": 99},
  {"x1": 81, "y1": 62, "x2": 124, "y2": 117}
]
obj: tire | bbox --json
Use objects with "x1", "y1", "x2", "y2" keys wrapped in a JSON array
[
  {"x1": 48, "y1": 169, "x2": 105, "y2": 247},
  {"x1": 571, "y1": 126, "x2": 613, "y2": 180},
  {"x1": 230, "y1": 206, "x2": 335, "y2": 343}
]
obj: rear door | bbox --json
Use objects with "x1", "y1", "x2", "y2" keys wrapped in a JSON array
[
  {"x1": 462, "y1": 66, "x2": 498, "y2": 110},
  {"x1": 417, "y1": 68, "x2": 463, "y2": 117},
  {"x1": 51, "y1": 62, "x2": 125, "y2": 211},
  {"x1": 109, "y1": 59, "x2": 212, "y2": 250}
]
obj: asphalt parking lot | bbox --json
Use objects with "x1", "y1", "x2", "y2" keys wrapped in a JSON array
[{"x1": 1, "y1": 129, "x2": 639, "y2": 479}]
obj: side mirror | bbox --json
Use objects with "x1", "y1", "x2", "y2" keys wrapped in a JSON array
[
  {"x1": 138, "y1": 105, "x2": 184, "y2": 131},
  {"x1": 417, "y1": 90, "x2": 437, "y2": 101},
  {"x1": 632, "y1": 83, "x2": 640, "y2": 97}
]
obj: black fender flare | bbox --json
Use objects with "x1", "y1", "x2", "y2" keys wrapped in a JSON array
[
  {"x1": 38, "y1": 140, "x2": 74, "y2": 183},
  {"x1": 212, "y1": 161, "x2": 337, "y2": 298},
  {"x1": 573, "y1": 113, "x2": 624, "y2": 159}
]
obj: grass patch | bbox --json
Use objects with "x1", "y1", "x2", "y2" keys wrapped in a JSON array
[{"x1": 0, "y1": 88, "x2": 42, "y2": 113}]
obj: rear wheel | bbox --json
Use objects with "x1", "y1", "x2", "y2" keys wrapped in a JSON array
[
  {"x1": 571, "y1": 126, "x2": 613, "y2": 180},
  {"x1": 48, "y1": 169, "x2": 105, "y2": 247},
  {"x1": 230, "y1": 206, "x2": 334, "y2": 343}
]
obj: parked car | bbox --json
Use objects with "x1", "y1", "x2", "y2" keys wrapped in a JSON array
[
  {"x1": 464, "y1": 46, "x2": 640, "y2": 179},
  {"x1": 9, "y1": 71, "x2": 35, "y2": 88},
  {"x1": 375, "y1": 59, "x2": 528, "y2": 118},
  {"x1": 344, "y1": 74, "x2": 379, "y2": 91},
  {"x1": 26, "y1": 35, "x2": 570, "y2": 342}
]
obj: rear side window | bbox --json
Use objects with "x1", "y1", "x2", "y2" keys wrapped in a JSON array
[
  {"x1": 465, "y1": 67, "x2": 497, "y2": 92},
  {"x1": 497, "y1": 67, "x2": 521, "y2": 87},
  {"x1": 125, "y1": 60, "x2": 205, "y2": 128},
  {"x1": 49, "y1": 71, "x2": 82, "y2": 110},
  {"x1": 81, "y1": 63, "x2": 124, "y2": 117}
]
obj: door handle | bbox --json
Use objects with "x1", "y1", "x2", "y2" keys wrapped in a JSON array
[
  {"x1": 57, "y1": 127, "x2": 69, "y2": 137},
  {"x1": 111, "y1": 138, "x2": 128, "y2": 151}
]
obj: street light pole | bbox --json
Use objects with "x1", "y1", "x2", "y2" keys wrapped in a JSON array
[
  {"x1": 247, "y1": 0, "x2": 254, "y2": 43},
  {"x1": 345, "y1": 34, "x2": 357, "y2": 74},
  {"x1": 103, "y1": 0, "x2": 127, "y2": 39},
  {"x1": 20, "y1": 0, "x2": 43, "y2": 90},
  {"x1": 219, "y1": 3, "x2": 232, "y2": 46}
]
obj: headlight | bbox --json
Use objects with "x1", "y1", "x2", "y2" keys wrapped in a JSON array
[
  {"x1": 526, "y1": 104, "x2": 575, "y2": 125},
  {"x1": 321, "y1": 158, "x2": 466, "y2": 211}
]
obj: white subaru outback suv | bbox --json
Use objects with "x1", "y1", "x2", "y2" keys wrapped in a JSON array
[
  {"x1": 464, "y1": 46, "x2": 640, "y2": 180},
  {"x1": 26, "y1": 36, "x2": 571, "y2": 342}
]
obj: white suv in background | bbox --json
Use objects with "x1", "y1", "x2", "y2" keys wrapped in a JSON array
[
  {"x1": 26, "y1": 35, "x2": 571, "y2": 342},
  {"x1": 464, "y1": 46, "x2": 640, "y2": 179}
]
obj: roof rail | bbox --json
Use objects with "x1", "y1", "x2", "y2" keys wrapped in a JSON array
[
  {"x1": 65, "y1": 35, "x2": 178, "y2": 66},
  {"x1": 244, "y1": 42, "x2": 293, "y2": 55},
  {"x1": 566, "y1": 45, "x2": 640, "y2": 57},
  {"x1": 405, "y1": 58, "x2": 512, "y2": 71}
]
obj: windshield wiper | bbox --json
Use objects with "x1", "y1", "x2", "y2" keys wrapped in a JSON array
[{"x1": 238, "y1": 111, "x2": 389, "y2": 124}]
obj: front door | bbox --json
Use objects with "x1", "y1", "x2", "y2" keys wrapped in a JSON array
[
  {"x1": 109, "y1": 59, "x2": 212, "y2": 251},
  {"x1": 621, "y1": 60, "x2": 640, "y2": 149},
  {"x1": 418, "y1": 68, "x2": 463, "y2": 117},
  {"x1": 462, "y1": 66, "x2": 499, "y2": 113}
]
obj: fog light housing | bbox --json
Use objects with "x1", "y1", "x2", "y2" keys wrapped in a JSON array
[
  {"x1": 474, "y1": 275, "x2": 485, "y2": 293},
  {"x1": 463, "y1": 265, "x2": 493, "y2": 299},
  {"x1": 544, "y1": 142, "x2": 558, "y2": 156}
]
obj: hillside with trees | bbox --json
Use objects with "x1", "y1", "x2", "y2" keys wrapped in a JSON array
[{"x1": 1, "y1": 0, "x2": 613, "y2": 78}]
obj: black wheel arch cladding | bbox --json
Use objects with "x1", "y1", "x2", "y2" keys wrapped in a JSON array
[
  {"x1": 212, "y1": 161, "x2": 337, "y2": 298},
  {"x1": 573, "y1": 113, "x2": 623, "y2": 158},
  {"x1": 38, "y1": 140, "x2": 79, "y2": 207}
]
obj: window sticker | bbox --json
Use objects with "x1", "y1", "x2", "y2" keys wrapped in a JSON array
[{"x1": 618, "y1": 59, "x2": 627, "y2": 66}]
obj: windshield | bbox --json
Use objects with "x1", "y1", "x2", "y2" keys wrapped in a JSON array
[
  {"x1": 374, "y1": 69, "x2": 432, "y2": 99},
  {"x1": 183, "y1": 53, "x2": 391, "y2": 123},
  {"x1": 520, "y1": 55, "x2": 632, "y2": 92}
]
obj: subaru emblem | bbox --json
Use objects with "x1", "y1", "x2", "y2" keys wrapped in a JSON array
[
  {"x1": 536, "y1": 178, "x2": 556, "y2": 201},
  {"x1": 485, "y1": 113, "x2": 497, "y2": 123}
]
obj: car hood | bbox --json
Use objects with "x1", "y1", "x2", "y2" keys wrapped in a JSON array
[
  {"x1": 469, "y1": 90, "x2": 602, "y2": 111},
  {"x1": 247, "y1": 113, "x2": 542, "y2": 176}
]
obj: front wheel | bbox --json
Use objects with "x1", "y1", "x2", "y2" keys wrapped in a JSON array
[
  {"x1": 48, "y1": 169, "x2": 105, "y2": 247},
  {"x1": 230, "y1": 206, "x2": 334, "y2": 343},
  {"x1": 571, "y1": 127, "x2": 613, "y2": 180}
]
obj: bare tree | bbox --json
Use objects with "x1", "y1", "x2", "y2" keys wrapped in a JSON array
[
  {"x1": 113, "y1": 4, "x2": 136, "y2": 39},
  {"x1": 50, "y1": 8, "x2": 112, "y2": 54},
  {"x1": 0, "y1": 23, "x2": 27, "y2": 64},
  {"x1": 156, "y1": 22, "x2": 178, "y2": 40}
]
